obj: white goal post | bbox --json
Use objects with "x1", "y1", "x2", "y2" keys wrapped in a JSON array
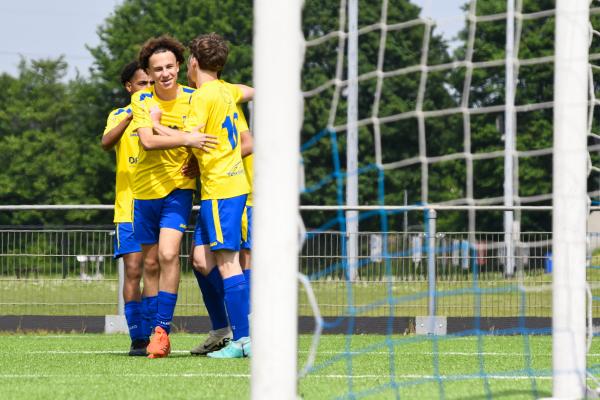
[
  {"x1": 252, "y1": 1, "x2": 303, "y2": 399},
  {"x1": 552, "y1": 0, "x2": 590, "y2": 398}
]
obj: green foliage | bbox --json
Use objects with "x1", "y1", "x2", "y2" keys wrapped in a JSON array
[
  {"x1": 0, "y1": 59, "x2": 111, "y2": 225},
  {"x1": 89, "y1": 0, "x2": 253, "y2": 108},
  {"x1": 0, "y1": 0, "x2": 571, "y2": 233}
]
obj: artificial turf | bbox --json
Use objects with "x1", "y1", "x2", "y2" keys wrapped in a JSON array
[{"x1": 3, "y1": 333, "x2": 599, "y2": 399}]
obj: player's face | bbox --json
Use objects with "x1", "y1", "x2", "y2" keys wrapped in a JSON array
[
  {"x1": 126, "y1": 69, "x2": 152, "y2": 94},
  {"x1": 148, "y1": 51, "x2": 179, "y2": 91}
]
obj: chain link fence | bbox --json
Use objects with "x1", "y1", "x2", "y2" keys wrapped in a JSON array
[{"x1": 2, "y1": 226, "x2": 599, "y2": 318}]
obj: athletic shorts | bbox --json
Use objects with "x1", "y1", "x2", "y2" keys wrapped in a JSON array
[
  {"x1": 113, "y1": 222, "x2": 142, "y2": 258},
  {"x1": 133, "y1": 189, "x2": 194, "y2": 245},
  {"x1": 240, "y1": 205, "x2": 252, "y2": 250},
  {"x1": 194, "y1": 194, "x2": 248, "y2": 251}
]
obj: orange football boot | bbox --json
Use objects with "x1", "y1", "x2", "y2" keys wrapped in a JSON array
[{"x1": 146, "y1": 326, "x2": 171, "y2": 358}]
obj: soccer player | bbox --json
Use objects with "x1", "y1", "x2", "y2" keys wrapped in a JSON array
[
  {"x1": 101, "y1": 61, "x2": 152, "y2": 356},
  {"x1": 185, "y1": 54, "x2": 255, "y2": 355},
  {"x1": 186, "y1": 32, "x2": 252, "y2": 358},
  {"x1": 131, "y1": 35, "x2": 217, "y2": 359}
]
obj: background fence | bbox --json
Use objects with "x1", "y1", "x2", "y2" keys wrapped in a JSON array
[{"x1": 2, "y1": 225, "x2": 599, "y2": 318}]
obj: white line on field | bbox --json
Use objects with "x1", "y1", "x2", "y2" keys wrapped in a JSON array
[
  {"x1": 21, "y1": 350, "x2": 600, "y2": 357},
  {"x1": 0, "y1": 373, "x2": 554, "y2": 381}
]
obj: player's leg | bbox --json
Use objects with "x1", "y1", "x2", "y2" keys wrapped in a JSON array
[
  {"x1": 140, "y1": 244, "x2": 159, "y2": 343},
  {"x1": 147, "y1": 189, "x2": 193, "y2": 358},
  {"x1": 114, "y1": 222, "x2": 146, "y2": 355},
  {"x1": 240, "y1": 205, "x2": 252, "y2": 300},
  {"x1": 201, "y1": 195, "x2": 251, "y2": 359},
  {"x1": 133, "y1": 198, "x2": 162, "y2": 352},
  {"x1": 190, "y1": 226, "x2": 231, "y2": 355}
]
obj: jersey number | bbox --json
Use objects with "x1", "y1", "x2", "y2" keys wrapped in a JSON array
[{"x1": 222, "y1": 113, "x2": 239, "y2": 150}]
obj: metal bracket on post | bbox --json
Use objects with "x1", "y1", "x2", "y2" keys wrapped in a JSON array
[{"x1": 417, "y1": 209, "x2": 447, "y2": 336}]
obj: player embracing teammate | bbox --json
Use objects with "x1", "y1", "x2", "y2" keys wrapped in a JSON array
[
  {"x1": 104, "y1": 33, "x2": 254, "y2": 359},
  {"x1": 185, "y1": 33, "x2": 253, "y2": 358}
]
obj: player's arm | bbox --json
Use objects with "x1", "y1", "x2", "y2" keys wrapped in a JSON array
[
  {"x1": 235, "y1": 84, "x2": 254, "y2": 103},
  {"x1": 137, "y1": 127, "x2": 216, "y2": 151},
  {"x1": 101, "y1": 111, "x2": 132, "y2": 151},
  {"x1": 146, "y1": 105, "x2": 215, "y2": 151},
  {"x1": 237, "y1": 103, "x2": 253, "y2": 157},
  {"x1": 241, "y1": 130, "x2": 253, "y2": 158},
  {"x1": 132, "y1": 93, "x2": 216, "y2": 151}
]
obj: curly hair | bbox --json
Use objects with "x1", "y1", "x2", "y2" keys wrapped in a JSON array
[
  {"x1": 188, "y1": 33, "x2": 229, "y2": 73},
  {"x1": 120, "y1": 61, "x2": 141, "y2": 86},
  {"x1": 138, "y1": 35, "x2": 185, "y2": 70}
]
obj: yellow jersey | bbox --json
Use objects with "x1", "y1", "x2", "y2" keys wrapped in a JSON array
[
  {"x1": 235, "y1": 105, "x2": 253, "y2": 207},
  {"x1": 131, "y1": 85, "x2": 196, "y2": 200},
  {"x1": 185, "y1": 80, "x2": 250, "y2": 200},
  {"x1": 103, "y1": 106, "x2": 138, "y2": 223}
]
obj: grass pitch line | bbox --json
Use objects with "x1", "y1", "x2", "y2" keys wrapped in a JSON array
[
  {"x1": 0, "y1": 372, "x2": 554, "y2": 381},
  {"x1": 24, "y1": 349, "x2": 600, "y2": 357}
]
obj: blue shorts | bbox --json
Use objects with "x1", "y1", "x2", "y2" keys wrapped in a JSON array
[
  {"x1": 113, "y1": 222, "x2": 142, "y2": 258},
  {"x1": 240, "y1": 206, "x2": 252, "y2": 250},
  {"x1": 133, "y1": 189, "x2": 194, "y2": 245},
  {"x1": 194, "y1": 194, "x2": 247, "y2": 251}
]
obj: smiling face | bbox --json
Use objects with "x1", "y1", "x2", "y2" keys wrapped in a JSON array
[{"x1": 147, "y1": 50, "x2": 179, "y2": 93}]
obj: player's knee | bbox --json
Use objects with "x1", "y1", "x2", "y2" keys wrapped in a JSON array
[
  {"x1": 192, "y1": 257, "x2": 209, "y2": 275},
  {"x1": 125, "y1": 265, "x2": 142, "y2": 282},
  {"x1": 158, "y1": 248, "x2": 179, "y2": 266},
  {"x1": 143, "y1": 256, "x2": 160, "y2": 275}
]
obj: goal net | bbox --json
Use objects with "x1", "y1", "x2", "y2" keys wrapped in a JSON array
[{"x1": 253, "y1": 0, "x2": 599, "y2": 398}]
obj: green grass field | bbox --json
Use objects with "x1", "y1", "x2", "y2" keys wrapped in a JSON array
[
  {"x1": 4, "y1": 272, "x2": 600, "y2": 318},
  {"x1": 3, "y1": 333, "x2": 600, "y2": 399}
]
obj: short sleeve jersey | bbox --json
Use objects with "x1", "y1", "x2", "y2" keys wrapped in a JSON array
[
  {"x1": 185, "y1": 80, "x2": 250, "y2": 200},
  {"x1": 235, "y1": 106, "x2": 253, "y2": 207},
  {"x1": 103, "y1": 106, "x2": 138, "y2": 223},
  {"x1": 131, "y1": 85, "x2": 196, "y2": 200}
]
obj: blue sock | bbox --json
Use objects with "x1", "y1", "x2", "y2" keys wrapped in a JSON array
[
  {"x1": 193, "y1": 269, "x2": 228, "y2": 330},
  {"x1": 155, "y1": 291, "x2": 178, "y2": 334},
  {"x1": 124, "y1": 301, "x2": 143, "y2": 341},
  {"x1": 243, "y1": 269, "x2": 251, "y2": 293},
  {"x1": 223, "y1": 274, "x2": 249, "y2": 340},
  {"x1": 206, "y1": 266, "x2": 224, "y2": 294},
  {"x1": 243, "y1": 269, "x2": 251, "y2": 312},
  {"x1": 141, "y1": 296, "x2": 157, "y2": 339}
]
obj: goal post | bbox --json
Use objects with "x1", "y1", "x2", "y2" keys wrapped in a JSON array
[
  {"x1": 552, "y1": 0, "x2": 590, "y2": 397},
  {"x1": 252, "y1": 1, "x2": 303, "y2": 399}
]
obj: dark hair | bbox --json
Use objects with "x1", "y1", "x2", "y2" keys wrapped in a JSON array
[
  {"x1": 120, "y1": 61, "x2": 141, "y2": 86},
  {"x1": 138, "y1": 35, "x2": 185, "y2": 70},
  {"x1": 189, "y1": 33, "x2": 229, "y2": 73}
]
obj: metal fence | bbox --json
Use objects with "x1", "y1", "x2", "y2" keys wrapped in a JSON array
[{"x1": 2, "y1": 226, "x2": 599, "y2": 318}]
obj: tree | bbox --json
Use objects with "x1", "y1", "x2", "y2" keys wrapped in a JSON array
[
  {"x1": 300, "y1": 0, "x2": 459, "y2": 231},
  {"x1": 88, "y1": 0, "x2": 253, "y2": 109},
  {"x1": 450, "y1": 0, "x2": 556, "y2": 231},
  {"x1": 0, "y1": 59, "x2": 113, "y2": 225}
]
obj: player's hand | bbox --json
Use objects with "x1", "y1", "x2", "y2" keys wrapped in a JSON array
[
  {"x1": 185, "y1": 132, "x2": 218, "y2": 152},
  {"x1": 190, "y1": 124, "x2": 206, "y2": 134},
  {"x1": 182, "y1": 156, "x2": 200, "y2": 178},
  {"x1": 149, "y1": 105, "x2": 162, "y2": 124}
]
